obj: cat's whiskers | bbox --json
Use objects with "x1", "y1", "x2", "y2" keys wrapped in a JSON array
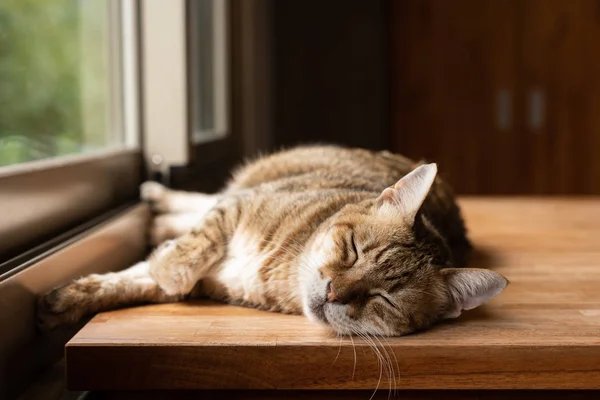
[
  {"x1": 331, "y1": 333, "x2": 343, "y2": 366},
  {"x1": 349, "y1": 333, "x2": 357, "y2": 380},
  {"x1": 373, "y1": 334, "x2": 396, "y2": 399},
  {"x1": 381, "y1": 335, "x2": 401, "y2": 395},
  {"x1": 354, "y1": 329, "x2": 384, "y2": 400},
  {"x1": 362, "y1": 330, "x2": 389, "y2": 399}
]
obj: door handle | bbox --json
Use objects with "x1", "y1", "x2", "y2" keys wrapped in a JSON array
[
  {"x1": 528, "y1": 88, "x2": 545, "y2": 132},
  {"x1": 496, "y1": 89, "x2": 512, "y2": 132}
]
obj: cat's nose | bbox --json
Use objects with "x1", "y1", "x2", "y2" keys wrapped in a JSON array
[{"x1": 326, "y1": 281, "x2": 338, "y2": 303}]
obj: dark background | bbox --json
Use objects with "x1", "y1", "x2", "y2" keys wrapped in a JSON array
[{"x1": 181, "y1": 0, "x2": 600, "y2": 196}]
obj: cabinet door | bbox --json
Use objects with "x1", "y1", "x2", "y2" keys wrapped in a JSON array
[
  {"x1": 391, "y1": 0, "x2": 520, "y2": 194},
  {"x1": 521, "y1": 0, "x2": 600, "y2": 194}
]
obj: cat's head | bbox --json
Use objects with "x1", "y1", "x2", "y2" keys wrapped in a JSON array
[{"x1": 299, "y1": 164, "x2": 508, "y2": 336}]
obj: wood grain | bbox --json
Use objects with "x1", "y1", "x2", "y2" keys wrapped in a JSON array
[
  {"x1": 391, "y1": 0, "x2": 520, "y2": 194},
  {"x1": 98, "y1": 390, "x2": 600, "y2": 400},
  {"x1": 390, "y1": 1, "x2": 600, "y2": 195},
  {"x1": 66, "y1": 198, "x2": 600, "y2": 390},
  {"x1": 520, "y1": 0, "x2": 600, "y2": 194}
]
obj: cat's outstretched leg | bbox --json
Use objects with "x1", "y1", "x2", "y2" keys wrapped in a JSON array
[
  {"x1": 38, "y1": 197, "x2": 238, "y2": 330},
  {"x1": 37, "y1": 261, "x2": 182, "y2": 331},
  {"x1": 140, "y1": 181, "x2": 220, "y2": 214},
  {"x1": 148, "y1": 199, "x2": 239, "y2": 296}
]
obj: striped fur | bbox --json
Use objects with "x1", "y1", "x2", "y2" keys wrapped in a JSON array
[{"x1": 37, "y1": 145, "x2": 507, "y2": 336}]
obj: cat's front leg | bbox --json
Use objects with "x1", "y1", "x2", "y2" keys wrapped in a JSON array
[
  {"x1": 148, "y1": 202, "x2": 238, "y2": 295},
  {"x1": 147, "y1": 240, "x2": 200, "y2": 295},
  {"x1": 37, "y1": 262, "x2": 181, "y2": 331}
]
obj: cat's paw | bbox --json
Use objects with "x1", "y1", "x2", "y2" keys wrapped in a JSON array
[
  {"x1": 140, "y1": 181, "x2": 166, "y2": 201},
  {"x1": 36, "y1": 283, "x2": 90, "y2": 331},
  {"x1": 149, "y1": 241, "x2": 196, "y2": 296},
  {"x1": 140, "y1": 181, "x2": 169, "y2": 212}
]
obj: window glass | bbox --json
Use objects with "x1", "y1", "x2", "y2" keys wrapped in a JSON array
[
  {"x1": 189, "y1": 0, "x2": 228, "y2": 144},
  {"x1": 0, "y1": 0, "x2": 123, "y2": 167}
]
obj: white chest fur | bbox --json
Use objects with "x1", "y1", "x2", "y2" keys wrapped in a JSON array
[{"x1": 210, "y1": 232, "x2": 269, "y2": 306}]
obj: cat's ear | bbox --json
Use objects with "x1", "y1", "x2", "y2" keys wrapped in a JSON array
[
  {"x1": 440, "y1": 268, "x2": 509, "y2": 319},
  {"x1": 376, "y1": 163, "x2": 437, "y2": 222}
]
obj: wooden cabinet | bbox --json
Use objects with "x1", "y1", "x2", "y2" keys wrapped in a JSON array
[
  {"x1": 521, "y1": 0, "x2": 600, "y2": 194},
  {"x1": 391, "y1": 0, "x2": 600, "y2": 195}
]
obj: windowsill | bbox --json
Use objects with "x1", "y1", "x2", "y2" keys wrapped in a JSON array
[
  {"x1": 0, "y1": 149, "x2": 142, "y2": 263},
  {"x1": 0, "y1": 204, "x2": 150, "y2": 399},
  {"x1": 64, "y1": 197, "x2": 600, "y2": 392}
]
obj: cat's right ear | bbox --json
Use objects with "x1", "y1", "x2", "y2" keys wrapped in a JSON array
[
  {"x1": 376, "y1": 163, "x2": 437, "y2": 222},
  {"x1": 440, "y1": 268, "x2": 509, "y2": 319}
]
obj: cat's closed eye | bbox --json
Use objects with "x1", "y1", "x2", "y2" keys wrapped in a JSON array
[
  {"x1": 349, "y1": 233, "x2": 359, "y2": 257},
  {"x1": 368, "y1": 292, "x2": 397, "y2": 308},
  {"x1": 337, "y1": 232, "x2": 359, "y2": 268}
]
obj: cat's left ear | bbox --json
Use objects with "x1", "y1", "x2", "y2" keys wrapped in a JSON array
[
  {"x1": 440, "y1": 268, "x2": 509, "y2": 319},
  {"x1": 376, "y1": 163, "x2": 437, "y2": 222}
]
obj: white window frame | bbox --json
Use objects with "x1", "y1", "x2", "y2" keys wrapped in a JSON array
[
  {"x1": 140, "y1": 0, "x2": 189, "y2": 179},
  {"x1": 189, "y1": 0, "x2": 230, "y2": 145},
  {"x1": 140, "y1": 0, "x2": 230, "y2": 180}
]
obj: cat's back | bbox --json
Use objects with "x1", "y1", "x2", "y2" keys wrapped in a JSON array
[
  {"x1": 227, "y1": 144, "x2": 472, "y2": 267},
  {"x1": 228, "y1": 145, "x2": 417, "y2": 193}
]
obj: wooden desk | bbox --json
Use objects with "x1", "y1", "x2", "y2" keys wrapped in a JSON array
[{"x1": 65, "y1": 198, "x2": 600, "y2": 394}]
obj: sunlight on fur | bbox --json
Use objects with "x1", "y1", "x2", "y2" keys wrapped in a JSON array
[{"x1": 37, "y1": 145, "x2": 508, "y2": 340}]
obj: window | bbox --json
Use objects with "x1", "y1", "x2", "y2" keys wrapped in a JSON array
[
  {"x1": 0, "y1": 0, "x2": 134, "y2": 167},
  {"x1": 0, "y1": 1, "x2": 270, "y2": 397},
  {"x1": 0, "y1": 0, "x2": 140, "y2": 264},
  {"x1": 189, "y1": 0, "x2": 229, "y2": 145},
  {"x1": 0, "y1": 0, "x2": 242, "y2": 266},
  {"x1": 139, "y1": 0, "x2": 270, "y2": 191},
  {"x1": 140, "y1": 0, "x2": 231, "y2": 183}
]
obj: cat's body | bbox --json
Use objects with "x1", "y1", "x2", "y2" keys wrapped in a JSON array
[{"x1": 38, "y1": 145, "x2": 507, "y2": 336}]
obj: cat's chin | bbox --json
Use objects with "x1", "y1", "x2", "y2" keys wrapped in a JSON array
[
  {"x1": 299, "y1": 268, "x2": 331, "y2": 328},
  {"x1": 301, "y1": 290, "x2": 331, "y2": 328},
  {"x1": 304, "y1": 306, "x2": 330, "y2": 328},
  {"x1": 303, "y1": 296, "x2": 357, "y2": 336},
  {"x1": 304, "y1": 302, "x2": 355, "y2": 338}
]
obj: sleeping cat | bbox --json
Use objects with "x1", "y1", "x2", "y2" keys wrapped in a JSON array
[{"x1": 37, "y1": 145, "x2": 508, "y2": 336}]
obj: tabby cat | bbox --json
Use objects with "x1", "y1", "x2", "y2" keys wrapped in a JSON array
[{"x1": 37, "y1": 145, "x2": 508, "y2": 336}]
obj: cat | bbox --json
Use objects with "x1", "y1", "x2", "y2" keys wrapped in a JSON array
[{"x1": 36, "y1": 145, "x2": 508, "y2": 336}]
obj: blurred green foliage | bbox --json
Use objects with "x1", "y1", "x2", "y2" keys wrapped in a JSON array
[{"x1": 0, "y1": 0, "x2": 111, "y2": 166}]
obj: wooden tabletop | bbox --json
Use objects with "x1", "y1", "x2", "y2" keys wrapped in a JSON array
[{"x1": 65, "y1": 197, "x2": 600, "y2": 391}]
